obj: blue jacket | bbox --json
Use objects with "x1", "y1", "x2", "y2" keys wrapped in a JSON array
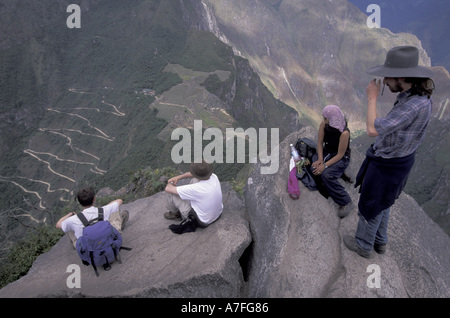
[{"x1": 355, "y1": 145, "x2": 415, "y2": 220}]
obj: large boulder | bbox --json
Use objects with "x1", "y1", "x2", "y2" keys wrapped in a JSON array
[
  {"x1": 244, "y1": 127, "x2": 450, "y2": 298},
  {"x1": 2, "y1": 127, "x2": 449, "y2": 298},
  {"x1": 0, "y1": 183, "x2": 251, "y2": 298}
]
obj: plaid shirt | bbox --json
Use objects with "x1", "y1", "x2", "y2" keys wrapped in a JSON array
[{"x1": 373, "y1": 89, "x2": 432, "y2": 159}]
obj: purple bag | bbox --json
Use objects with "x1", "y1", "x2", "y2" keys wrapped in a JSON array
[{"x1": 288, "y1": 167, "x2": 300, "y2": 200}]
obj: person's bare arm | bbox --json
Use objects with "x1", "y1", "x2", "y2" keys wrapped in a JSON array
[
  {"x1": 106, "y1": 199, "x2": 123, "y2": 206},
  {"x1": 324, "y1": 130, "x2": 350, "y2": 167},
  {"x1": 56, "y1": 212, "x2": 75, "y2": 229},
  {"x1": 165, "y1": 171, "x2": 194, "y2": 194},
  {"x1": 312, "y1": 120, "x2": 325, "y2": 170},
  {"x1": 367, "y1": 79, "x2": 381, "y2": 137}
]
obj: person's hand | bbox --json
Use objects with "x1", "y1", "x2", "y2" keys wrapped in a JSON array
[
  {"x1": 312, "y1": 161, "x2": 324, "y2": 175},
  {"x1": 367, "y1": 79, "x2": 381, "y2": 100},
  {"x1": 167, "y1": 176, "x2": 179, "y2": 186},
  {"x1": 311, "y1": 160, "x2": 322, "y2": 170}
]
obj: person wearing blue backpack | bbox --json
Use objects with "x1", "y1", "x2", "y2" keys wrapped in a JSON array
[{"x1": 56, "y1": 186, "x2": 129, "y2": 248}]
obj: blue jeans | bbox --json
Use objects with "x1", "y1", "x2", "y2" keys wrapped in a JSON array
[{"x1": 355, "y1": 208, "x2": 390, "y2": 252}]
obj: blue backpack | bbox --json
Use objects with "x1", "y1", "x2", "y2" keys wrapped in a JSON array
[{"x1": 76, "y1": 208, "x2": 124, "y2": 277}]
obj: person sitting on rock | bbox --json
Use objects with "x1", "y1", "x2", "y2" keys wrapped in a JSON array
[
  {"x1": 164, "y1": 160, "x2": 223, "y2": 229},
  {"x1": 56, "y1": 186, "x2": 129, "y2": 248},
  {"x1": 311, "y1": 105, "x2": 353, "y2": 218}
]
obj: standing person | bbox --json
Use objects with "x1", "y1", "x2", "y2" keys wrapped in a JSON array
[
  {"x1": 56, "y1": 186, "x2": 129, "y2": 248},
  {"x1": 344, "y1": 46, "x2": 434, "y2": 258},
  {"x1": 164, "y1": 160, "x2": 223, "y2": 230},
  {"x1": 311, "y1": 105, "x2": 352, "y2": 218}
]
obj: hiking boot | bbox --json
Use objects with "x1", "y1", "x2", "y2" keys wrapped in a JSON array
[
  {"x1": 338, "y1": 202, "x2": 353, "y2": 218},
  {"x1": 374, "y1": 243, "x2": 387, "y2": 254},
  {"x1": 164, "y1": 211, "x2": 182, "y2": 221},
  {"x1": 341, "y1": 171, "x2": 354, "y2": 184},
  {"x1": 120, "y1": 210, "x2": 129, "y2": 231},
  {"x1": 343, "y1": 235, "x2": 371, "y2": 258}
]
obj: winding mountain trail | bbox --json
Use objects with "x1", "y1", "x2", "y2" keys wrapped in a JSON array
[
  {"x1": 45, "y1": 108, "x2": 116, "y2": 141},
  {"x1": 0, "y1": 177, "x2": 47, "y2": 210},
  {"x1": 1, "y1": 88, "x2": 127, "y2": 213},
  {"x1": 37, "y1": 128, "x2": 102, "y2": 161},
  {"x1": 68, "y1": 88, "x2": 126, "y2": 117}
]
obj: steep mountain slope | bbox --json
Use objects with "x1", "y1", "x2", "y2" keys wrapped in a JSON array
[
  {"x1": 183, "y1": 0, "x2": 450, "y2": 234},
  {"x1": 244, "y1": 127, "x2": 450, "y2": 298},
  {"x1": 1, "y1": 131, "x2": 449, "y2": 298},
  {"x1": 0, "y1": 0, "x2": 183, "y2": 258},
  {"x1": 1, "y1": 0, "x2": 449, "y2": 270},
  {"x1": 184, "y1": 0, "x2": 433, "y2": 124},
  {"x1": 0, "y1": 0, "x2": 298, "y2": 261},
  {"x1": 349, "y1": 0, "x2": 450, "y2": 70}
]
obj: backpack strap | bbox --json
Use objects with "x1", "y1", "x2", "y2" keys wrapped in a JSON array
[
  {"x1": 89, "y1": 251, "x2": 100, "y2": 277},
  {"x1": 89, "y1": 207, "x2": 104, "y2": 224},
  {"x1": 97, "y1": 207, "x2": 104, "y2": 221},
  {"x1": 112, "y1": 244, "x2": 122, "y2": 264},
  {"x1": 77, "y1": 213, "x2": 90, "y2": 227},
  {"x1": 77, "y1": 207, "x2": 104, "y2": 227}
]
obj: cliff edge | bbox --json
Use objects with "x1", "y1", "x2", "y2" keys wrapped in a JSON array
[
  {"x1": 244, "y1": 127, "x2": 450, "y2": 297},
  {"x1": 0, "y1": 183, "x2": 251, "y2": 297},
  {"x1": 1, "y1": 127, "x2": 449, "y2": 298}
]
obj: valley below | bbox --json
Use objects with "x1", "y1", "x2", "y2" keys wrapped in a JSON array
[{"x1": 0, "y1": 0, "x2": 449, "y2": 272}]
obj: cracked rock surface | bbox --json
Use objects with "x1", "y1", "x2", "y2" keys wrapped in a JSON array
[
  {"x1": 244, "y1": 127, "x2": 450, "y2": 298},
  {"x1": 1, "y1": 127, "x2": 449, "y2": 298}
]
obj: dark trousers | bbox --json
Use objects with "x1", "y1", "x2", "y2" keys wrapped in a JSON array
[
  {"x1": 188, "y1": 208, "x2": 208, "y2": 228},
  {"x1": 313, "y1": 152, "x2": 351, "y2": 207}
]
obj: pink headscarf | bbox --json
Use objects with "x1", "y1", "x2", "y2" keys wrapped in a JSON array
[{"x1": 323, "y1": 105, "x2": 346, "y2": 133}]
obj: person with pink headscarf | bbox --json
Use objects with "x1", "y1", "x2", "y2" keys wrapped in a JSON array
[{"x1": 311, "y1": 105, "x2": 352, "y2": 217}]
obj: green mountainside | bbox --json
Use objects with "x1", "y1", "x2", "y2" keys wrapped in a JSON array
[
  {"x1": 189, "y1": 0, "x2": 450, "y2": 235},
  {"x1": 0, "y1": 0, "x2": 298, "y2": 261},
  {"x1": 1, "y1": 0, "x2": 449, "y2": 275}
]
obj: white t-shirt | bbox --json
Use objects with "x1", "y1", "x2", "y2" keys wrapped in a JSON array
[
  {"x1": 177, "y1": 174, "x2": 223, "y2": 224},
  {"x1": 61, "y1": 202, "x2": 119, "y2": 239}
]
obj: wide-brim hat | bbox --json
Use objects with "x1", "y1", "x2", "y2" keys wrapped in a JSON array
[
  {"x1": 367, "y1": 46, "x2": 433, "y2": 78},
  {"x1": 189, "y1": 161, "x2": 213, "y2": 180}
]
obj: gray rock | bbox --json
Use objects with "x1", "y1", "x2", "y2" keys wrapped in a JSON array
[
  {"x1": 244, "y1": 127, "x2": 450, "y2": 298},
  {"x1": 2, "y1": 128, "x2": 449, "y2": 298},
  {"x1": 0, "y1": 183, "x2": 251, "y2": 298}
]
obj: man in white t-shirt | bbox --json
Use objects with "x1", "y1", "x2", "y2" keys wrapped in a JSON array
[
  {"x1": 56, "y1": 186, "x2": 129, "y2": 248},
  {"x1": 164, "y1": 161, "x2": 223, "y2": 227}
]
